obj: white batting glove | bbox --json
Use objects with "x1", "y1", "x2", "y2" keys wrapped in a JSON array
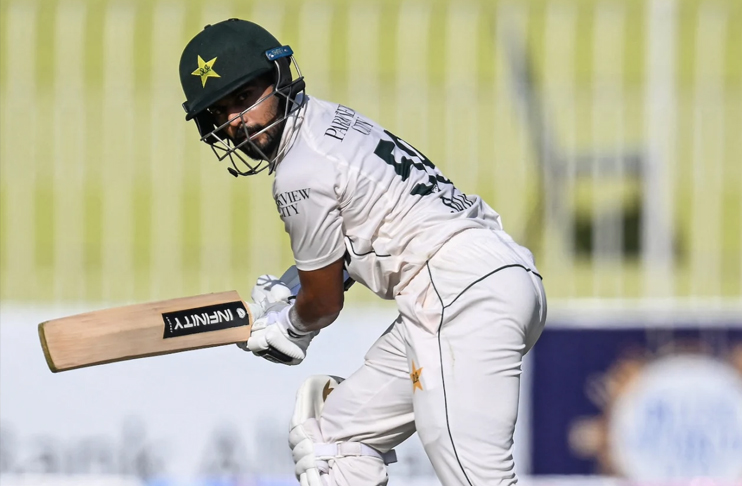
[
  {"x1": 242, "y1": 304, "x2": 318, "y2": 366},
  {"x1": 251, "y1": 274, "x2": 294, "y2": 312}
]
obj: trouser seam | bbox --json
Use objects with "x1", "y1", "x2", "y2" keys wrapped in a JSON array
[
  {"x1": 425, "y1": 261, "x2": 539, "y2": 485},
  {"x1": 426, "y1": 261, "x2": 475, "y2": 486},
  {"x1": 442, "y1": 263, "x2": 542, "y2": 310}
]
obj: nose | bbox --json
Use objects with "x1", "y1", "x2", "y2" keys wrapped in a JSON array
[
  {"x1": 227, "y1": 108, "x2": 247, "y2": 129},
  {"x1": 223, "y1": 108, "x2": 248, "y2": 139}
]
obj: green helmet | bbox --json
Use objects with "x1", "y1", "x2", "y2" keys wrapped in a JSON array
[{"x1": 179, "y1": 18, "x2": 305, "y2": 176}]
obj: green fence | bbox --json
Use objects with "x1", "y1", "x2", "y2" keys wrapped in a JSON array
[{"x1": 1, "y1": 0, "x2": 741, "y2": 304}]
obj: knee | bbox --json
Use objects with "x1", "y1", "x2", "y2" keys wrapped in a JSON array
[
  {"x1": 325, "y1": 455, "x2": 391, "y2": 486},
  {"x1": 290, "y1": 375, "x2": 396, "y2": 486}
]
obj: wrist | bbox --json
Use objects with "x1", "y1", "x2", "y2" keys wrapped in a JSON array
[{"x1": 286, "y1": 305, "x2": 314, "y2": 334}]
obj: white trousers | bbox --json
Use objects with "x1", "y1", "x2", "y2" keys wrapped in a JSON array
[{"x1": 318, "y1": 229, "x2": 547, "y2": 485}]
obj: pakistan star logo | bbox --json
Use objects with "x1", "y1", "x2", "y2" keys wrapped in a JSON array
[
  {"x1": 322, "y1": 380, "x2": 337, "y2": 402},
  {"x1": 192, "y1": 55, "x2": 220, "y2": 87},
  {"x1": 410, "y1": 361, "x2": 423, "y2": 392}
]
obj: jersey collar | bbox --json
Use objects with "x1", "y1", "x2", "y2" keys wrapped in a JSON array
[{"x1": 271, "y1": 93, "x2": 308, "y2": 172}]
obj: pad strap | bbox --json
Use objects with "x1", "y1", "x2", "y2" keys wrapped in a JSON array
[{"x1": 314, "y1": 442, "x2": 398, "y2": 465}]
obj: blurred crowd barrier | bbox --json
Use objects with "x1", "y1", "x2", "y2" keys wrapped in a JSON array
[
  {"x1": 0, "y1": 476, "x2": 141, "y2": 486},
  {"x1": 2, "y1": 304, "x2": 740, "y2": 480},
  {"x1": 2, "y1": 476, "x2": 742, "y2": 486},
  {"x1": 1, "y1": 0, "x2": 740, "y2": 304},
  {"x1": 532, "y1": 316, "x2": 742, "y2": 477}
]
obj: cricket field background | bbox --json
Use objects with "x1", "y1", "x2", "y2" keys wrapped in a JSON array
[{"x1": 1, "y1": 0, "x2": 741, "y2": 484}]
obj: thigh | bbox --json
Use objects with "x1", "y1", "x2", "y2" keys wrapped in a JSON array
[
  {"x1": 319, "y1": 316, "x2": 417, "y2": 452},
  {"x1": 408, "y1": 264, "x2": 546, "y2": 486}
]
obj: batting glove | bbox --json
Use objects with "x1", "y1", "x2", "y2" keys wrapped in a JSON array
[
  {"x1": 241, "y1": 304, "x2": 318, "y2": 366},
  {"x1": 251, "y1": 274, "x2": 294, "y2": 313}
]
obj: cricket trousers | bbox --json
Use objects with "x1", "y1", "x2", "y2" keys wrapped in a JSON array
[{"x1": 317, "y1": 228, "x2": 547, "y2": 486}]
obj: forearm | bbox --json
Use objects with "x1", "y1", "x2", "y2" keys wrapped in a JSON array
[{"x1": 291, "y1": 286, "x2": 342, "y2": 332}]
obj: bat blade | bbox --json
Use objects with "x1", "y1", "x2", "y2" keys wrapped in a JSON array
[
  {"x1": 39, "y1": 265, "x2": 354, "y2": 373},
  {"x1": 39, "y1": 291, "x2": 252, "y2": 373}
]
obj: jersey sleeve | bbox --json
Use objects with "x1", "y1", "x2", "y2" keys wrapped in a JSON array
[{"x1": 273, "y1": 154, "x2": 346, "y2": 271}]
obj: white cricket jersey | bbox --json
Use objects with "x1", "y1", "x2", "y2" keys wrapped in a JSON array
[{"x1": 273, "y1": 95, "x2": 537, "y2": 299}]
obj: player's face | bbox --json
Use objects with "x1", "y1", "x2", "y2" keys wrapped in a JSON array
[{"x1": 208, "y1": 75, "x2": 283, "y2": 161}]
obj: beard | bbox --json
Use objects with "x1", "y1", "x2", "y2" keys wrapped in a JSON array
[
  {"x1": 232, "y1": 101, "x2": 285, "y2": 161},
  {"x1": 235, "y1": 123, "x2": 283, "y2": 161}
]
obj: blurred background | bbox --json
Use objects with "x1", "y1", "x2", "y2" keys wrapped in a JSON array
[{"x1": 1, "y1": 0, "x2": 741, "y2": 484}]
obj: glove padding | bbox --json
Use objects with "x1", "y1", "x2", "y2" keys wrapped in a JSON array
[
  {"x1": 251, "y1": 274, "x2": 294, "y2": 312},
  {"x1": 243, "y1": 304, "x2": 318, "y2": 365}
]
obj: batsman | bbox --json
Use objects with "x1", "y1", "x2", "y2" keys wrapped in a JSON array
[{"x1": 179, "y1": 19, "x2": 547, "y2": 486}]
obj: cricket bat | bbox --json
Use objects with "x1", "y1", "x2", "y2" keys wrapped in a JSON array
[{"x1": 39, "y1": 266, "x2": 353, "y2": 373}]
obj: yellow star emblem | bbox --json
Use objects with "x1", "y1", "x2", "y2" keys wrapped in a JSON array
[
  {"x1": 192, "y1": 55, "x2": 220, "y2": 87},
  {"x1": 322, "y1": 380, "x2": 335, "y2": 402},
  {"x1": 410, "y1": 361, "x2": 423, "y2": 392}
]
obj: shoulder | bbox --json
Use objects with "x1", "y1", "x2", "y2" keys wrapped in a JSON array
[
  {"x1": 272, "y1": 105, "x2": 339, "y2": 204},
  {"x1": 273, "y1": 97, "x2": 356, "y2": 188},
  {"x1": 297, "y1": 97, "x2": 378, "y2": 158},
  {"x1": 273, "y1": 96, "x2": 385, "y2": 194}
]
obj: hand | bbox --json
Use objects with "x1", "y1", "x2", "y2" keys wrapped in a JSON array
[
  {"x1": 241, "y1": 304, "x2": 318, "y2": 365},
  {"x1": 251, "y1": 274, "x2": 294, "y2": 313}
]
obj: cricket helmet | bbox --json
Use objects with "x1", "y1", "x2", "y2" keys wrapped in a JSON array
[{"x1": 179, "y1": 18, "x2": 305, "y2": 176}]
